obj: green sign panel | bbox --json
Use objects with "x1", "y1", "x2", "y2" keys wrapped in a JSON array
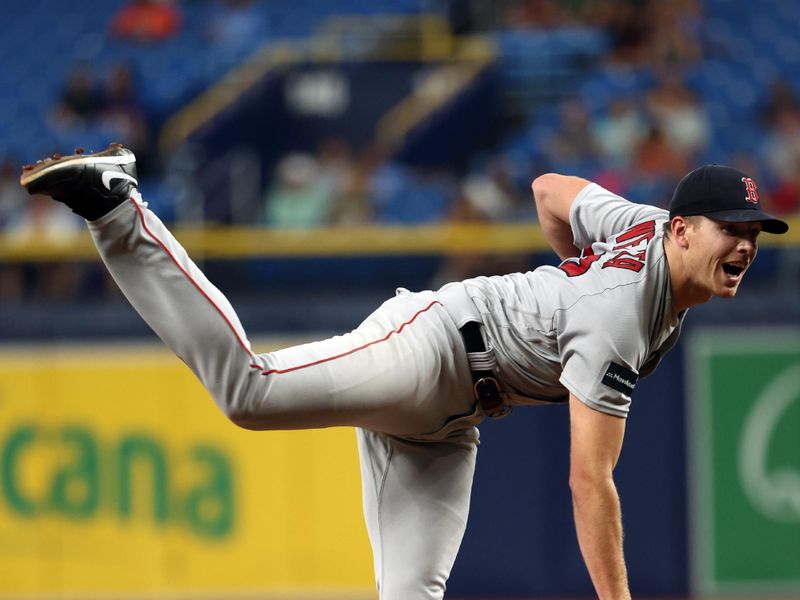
[{"x1": 688, "y1": 328, "x2": 800, "y2": 594}]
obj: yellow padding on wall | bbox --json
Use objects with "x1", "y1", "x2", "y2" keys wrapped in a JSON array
[
  {"x1": 0, "y1": 345, "x2": 373, "y2": 598},
  {"x1": 1, "y1": 217, "x2": 798, "y2": 262}
]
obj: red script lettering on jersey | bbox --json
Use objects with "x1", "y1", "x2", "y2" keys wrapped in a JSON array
[
  {"x1": 602, "y1": 249, "x2": 647, "y2": 272},
  {"x1": 559, "y1": 244, "x2": 603, "y2": 277},
  {"x1": 612, "y1": 220, "x2": 656, "y2": 250},
  {"x1": 605, "y1": 220, "x2": 656, "y2": 272},
  {"x1": 558, "y1": 220, "x2": 656, "y2": 277}
]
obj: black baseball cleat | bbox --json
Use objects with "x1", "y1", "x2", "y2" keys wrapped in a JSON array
[{"x1": 20, "y1": 143, "x2": 138, "y2": 221}]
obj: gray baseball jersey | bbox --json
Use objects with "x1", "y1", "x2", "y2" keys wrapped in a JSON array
[
  {"x1": 459, "y1": 182, "x2": 684, "y2": 417},
  {"x1": 83, "y1": 181, "x2": 682, "y2": 600}
]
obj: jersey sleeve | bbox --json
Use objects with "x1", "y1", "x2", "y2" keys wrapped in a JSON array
[
  {"x1": 556, "y1": 291, "x2": 649, "y2": 418},
  {"x1": 569, "y1": 183, "x2": 668, "y2": 248}
]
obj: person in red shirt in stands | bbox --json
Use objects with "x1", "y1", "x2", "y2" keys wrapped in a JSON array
[{"x1": 110, "y1": 0, "x2": 182, "y2": 42}]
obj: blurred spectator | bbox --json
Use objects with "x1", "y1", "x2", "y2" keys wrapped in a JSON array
[
  {"x1": 632, "y1": 125, "x2": 688, "y2": 183},
  {"x1": 0, "y1": 159, "x2": 27, "y2": 230},
  {"x1": 5, "y1": 194, "x2": 83, "y2": 242},
  {"x1": 769, "y1": 164, "x2": 800, "y2": 216},
  {"x1": 331, "y1": 142, "x2": 392, "y2": 226},
  {"x1": 102, "y1": 64, "x2": 144, "y2": 122},
  {"x1": 762, "y1": 108, "x2": 800, "y2": 185},
  {"x1": 110, "y1": 0, "x2": 182, "y2": 43},
  {"x1": 459, "y1": 174, "x2": 514, "y2": 221},
  {"x1": 762, "y1": 108, "x2": 800, "y2": 215},
  {"x1": 0, "y1": 159, "x2": 29, "y2": 302},
  {"x1": 50, "y1": 64, "x2": 105, "y2": 129},
  {"x1": 591, "y1": 97, "x2": 647, "y2": 169},
  {"x1": 431, "y1": 172, "x2": 530, "y2": 287},
  {"x1": 430, "y1": 154, "x2": 530, "y2": 287},
  {"x1": 263, "y1": 153, "x2": 331, "y2": 228},
  {"x1": 4, "y1": 194, "x2": 86, "y2": 301},
  {"x1": 759, "y1": 77, "x2": 800, "y2": 127},
  {"x1": 646, "y1": 0, "x2": 703, "y2": 68},
  {"x1": 463, "y1": 157, "x2": 529, "y2": 222},
  {"x1": 315, "y1": 138, "x2": 373, "y2": 225},
  {"x1": 646, "y1": 73, "x2": 710, "y2": 157},
  {"x1": 48, "y1": 61, "x2": 156, "y2": 178},
  {"x1": 504, "y1": 0, "x2": 565, "y2": 29},
  {"x1": 602, "y1": 0, "x2": 652, "y2": 64},
  {"x1": 545, "y1": 98, "x2": 599, "y2": 169},
  {"x1": 441, "y1": 0, "x2": 600, "y2": 32},
  {"x1": 0, "y1": 265, "x2": 23, "y2": 303},
  {"x1": 99, "y1": 63, "x2": 155, "y2": 175}
]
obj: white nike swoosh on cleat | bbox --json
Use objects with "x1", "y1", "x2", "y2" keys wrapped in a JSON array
[{"x1": 101, "y1": 171, "x2": 138, "y2": 191}]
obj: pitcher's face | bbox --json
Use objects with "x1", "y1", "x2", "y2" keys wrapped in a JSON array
[{"x1": 684, "y1": 217, "x2": 761, "y2": 298}]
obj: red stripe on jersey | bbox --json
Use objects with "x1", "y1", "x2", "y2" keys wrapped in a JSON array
[
  {"x1": 259, "y1": 300, "x2": 442, "y2": 376},
  {"x1": 129, "y1": 198, "x2": 258, "y2": 364}
]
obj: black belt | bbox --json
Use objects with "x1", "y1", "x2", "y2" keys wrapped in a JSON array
[{"x1": 459, "y1": 321, "x2": 511, "y2": 418}]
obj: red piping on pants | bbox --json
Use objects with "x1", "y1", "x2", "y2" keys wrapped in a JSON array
[{"x1": 130, "y1": 197, "x2": 441, "y2": 378}]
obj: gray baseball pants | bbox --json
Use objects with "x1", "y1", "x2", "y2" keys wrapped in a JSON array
[{"x1": 87, "y1": 193, "x2": 484, "y2": 599}]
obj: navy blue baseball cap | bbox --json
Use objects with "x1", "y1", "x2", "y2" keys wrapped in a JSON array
[{"x1": 669, "y1": 165, "x2": 789, "y2": 234}]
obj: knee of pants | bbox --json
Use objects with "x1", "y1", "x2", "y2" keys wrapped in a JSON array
[
  {"x1": 219, "y1": 386, "x2": 280, "y2": 430},
  {"x1": 206, "y1": 368, "x2": 277, "y2": 431},
  {"x1": 215, "y1": 394, "x2": 262, "y2": 430},
  {"x1": 212, "y1": 366, "x2": 336, "y2": 432},
  {"x1": 226, "y1": 411, "x2": 264, "y2": 430}
]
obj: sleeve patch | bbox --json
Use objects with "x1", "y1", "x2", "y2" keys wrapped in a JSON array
[{"x1": 602, "y1": 362, "x2": 639, "y2": 394}]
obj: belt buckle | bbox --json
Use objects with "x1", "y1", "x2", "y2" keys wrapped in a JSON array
[{"x1": 473, "y1": 376, "x2": 512, "y2": 419}]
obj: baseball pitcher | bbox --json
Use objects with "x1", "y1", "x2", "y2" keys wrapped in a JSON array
[{"x1": 20, "y1": 144, "x2": 788, "y2": 599}]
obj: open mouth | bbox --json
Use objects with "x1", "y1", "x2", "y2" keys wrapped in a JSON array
[{"x1": 722, "y1": 263, "x2": 745, "y2": 277}]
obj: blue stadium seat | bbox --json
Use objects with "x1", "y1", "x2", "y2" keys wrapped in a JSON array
[{"x1": 4, "y1": 0, "x2": 430, "y2": 165}]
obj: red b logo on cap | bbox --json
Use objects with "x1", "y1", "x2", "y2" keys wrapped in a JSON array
[{"x1": 742, "y1": 177, "x2": 759, "y2": 204}]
